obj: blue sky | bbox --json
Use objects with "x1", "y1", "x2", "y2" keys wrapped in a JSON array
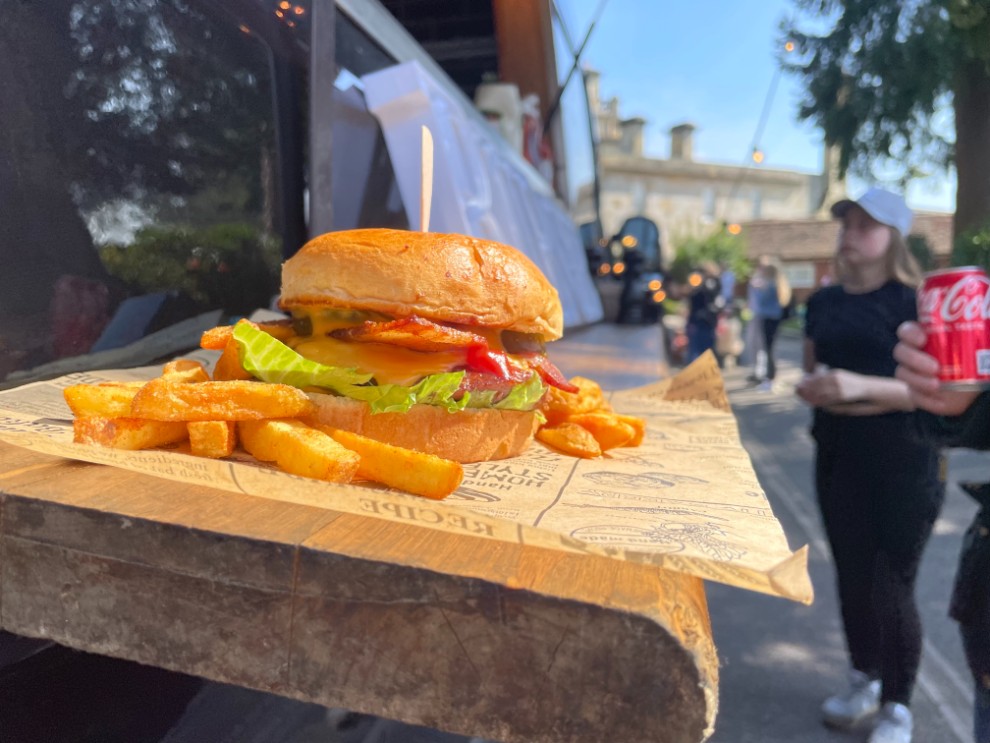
[{"x1": 554, "y1": 0, "x2": 956, "y2": 214}]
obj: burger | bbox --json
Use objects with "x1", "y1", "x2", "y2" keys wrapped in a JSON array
[{"x1": 230, "y1": 228, "x2": 577, "y2": 462}]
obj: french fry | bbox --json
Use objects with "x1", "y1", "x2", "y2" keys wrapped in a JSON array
[
  {"x1": 318, "y1": 427, "x2": 463, "y2": 500},
  {"x1": 63, "y1": 382, "x2": 144, "y2": 418},
  {"x1": 188, "y1": 420, "x2": 237, "y2": 458},
  {"x1": 542, "y1": 375, "x2": 611, "y2": 425},
  {"x1": 131, "y1": 379, "x2": 315, "y2": 421},
  {"x1": 161, "y1": 358, "x2": 211, "y2": 383},
  {"x1": 200, "y1": 318, "x2": 294, "y2": 350},
  {"x1": 569, "y1": 412, "x2": 636, "y2": 451},
  {"x1": 212, "y1": 336, "x2": 253, "y2": 381},
  {"x1": 239, "y1": 419, "x2": 359, "y2": 482},
  {"x1": 614, "y1": 413, "x2": 647, "y2": 447},
  {"x1": 74, "y1": 416, "x2": 189, "y2": 450},
  {"x1": 570, "y1": 376, "x2": 611, "y2": 409},
  {"x1": 536, "y1": 422, "x2": 602, "y2": 459}
]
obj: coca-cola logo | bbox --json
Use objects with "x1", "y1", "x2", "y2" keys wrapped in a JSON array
[{"x1": 919, "y1": 274, "x2": 990, "y2": 324}]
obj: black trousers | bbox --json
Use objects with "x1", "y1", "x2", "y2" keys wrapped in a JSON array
[
  {"x1": 813, "y1": 413, "x2": 945, "y2": 706},
  {"x1": 762, "y1": 318, "x2": 781, "y2": 381}
]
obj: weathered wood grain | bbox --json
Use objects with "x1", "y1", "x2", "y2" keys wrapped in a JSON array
[{"x1": 0, "y1": 441, "x2": 716, "y2": 742}]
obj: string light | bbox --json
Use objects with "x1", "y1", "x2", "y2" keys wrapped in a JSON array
[{"x1": 721, "y1": 39, "x2": 795, "y2": 222}]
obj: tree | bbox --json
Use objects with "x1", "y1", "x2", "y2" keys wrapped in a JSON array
[
  {"x1": 668, "y1": 228, "x2": 751, "y2": 285},
  {"x1": 782, "y1": 0, "x2": 990, "y2": 239},
  {"x1": 0, "y1": 0, "x2": 286, "y2": 317}
]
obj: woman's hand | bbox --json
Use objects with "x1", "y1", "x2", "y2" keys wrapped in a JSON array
[
  {"x1": 795, "y1": 369, "x2": 865, "y2": 407},
  {"x1": 894, "y1": 321, "x2": 979, "y2": 416}
]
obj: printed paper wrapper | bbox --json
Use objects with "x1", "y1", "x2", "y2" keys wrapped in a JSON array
[{"x1": 0, "y1": 351, "x2": 812, "y2": 604}]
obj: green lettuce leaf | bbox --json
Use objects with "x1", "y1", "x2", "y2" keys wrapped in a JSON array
[
  {"x1": 234, "y1": 322, "x2": 371, "y2": 393},
  {"x1": 343, "y1": 371, "x2": 469, "y2": 414},
  {"x1": 464, "y1": 372, "x2": 547, "y2": 411},
  {"x1": 233, "y1": 321, "x2": 546, "y2": 414}
]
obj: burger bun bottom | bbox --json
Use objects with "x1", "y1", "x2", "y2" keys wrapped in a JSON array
[{"x1": 305, "y1": 393, "x2": 540, "y2": 463}]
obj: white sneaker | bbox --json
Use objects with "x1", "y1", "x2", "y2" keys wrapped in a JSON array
[
  {"x1": 869, "y1": 702, "x2": 912, "y2": 743},
  {"x1": 757, "y1": 379, "x2": 774, "y2": 392},
  {"x1": 822, "y1": 670, "x2": 881, "y2": 729}
]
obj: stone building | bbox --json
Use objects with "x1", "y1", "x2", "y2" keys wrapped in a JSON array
[
  {"x1": 573, "y1": 70, "x2": 834, "y2": 265},
  {"x1": 573, "y1": 70, "x2": 954, "y2": 297}
]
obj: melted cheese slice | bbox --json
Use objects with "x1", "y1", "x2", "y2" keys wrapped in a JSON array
[
  {"x1": 289, "y1": 335, "x2": 466, "y2": 386},
  {"x1": 290, "y1": 310, "x2": 477, "y2": 386}
]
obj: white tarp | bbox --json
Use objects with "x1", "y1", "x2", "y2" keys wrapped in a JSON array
[{"x1": 361, "y1": 60, "x2": 604, "y2": 329}]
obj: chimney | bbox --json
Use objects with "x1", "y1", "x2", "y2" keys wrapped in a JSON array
[
  {"x1": 620, "y1": 117, "x2": 645, "y2": 156},
  {"x1": 583, "y1": 68, "x2": 601, "y2": 114},
  {"x1": 670, "y1": 123, "x2": 696, "y2": 161}
]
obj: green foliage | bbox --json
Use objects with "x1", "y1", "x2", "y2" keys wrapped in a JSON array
[
  {"x1": 99, "y1": 224, "x2": 280, "y2": 316},
  {"x1": 951, "y1": 220, "x2": 990, "y2": 270},
  {"x1": 63, "y1": 0, "x2": 278, "y2": 214},
  {"x1": 668, "y1": 228, "x2": 751, "y2": 284},
  {"x1": 782, "y1": 0, "x2": 965, "y2": 183}
]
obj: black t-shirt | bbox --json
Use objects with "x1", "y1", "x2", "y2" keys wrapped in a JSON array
[
  {"x1": 804, "y1": 281, "x2": 917, "y2": 378},
  {"x1": 688, "y1": 276, "x2": 723, "y2": 328}
]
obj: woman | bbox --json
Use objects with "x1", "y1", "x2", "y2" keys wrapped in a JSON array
[
  {"x1": 748, "y1": 257, "x2": 792, "y2": 391},
  {"x1": 796, "y1": 188, "x2": 943, "y2": 743}
]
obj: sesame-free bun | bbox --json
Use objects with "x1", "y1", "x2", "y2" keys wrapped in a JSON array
[
  {"x1": 280, "y1": 229, "x2": 564, "y2": 340},
  {"x1": 305, "y1": 392, "x2": 540, "y2": 463}
]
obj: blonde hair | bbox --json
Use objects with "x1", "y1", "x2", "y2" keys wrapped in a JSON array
[
  {"x1": 834, "y1": 229, "x2": 923, "y2": 288},
  {"x1": 763, "y1": 260, "x2": 792, "y2": 307}
]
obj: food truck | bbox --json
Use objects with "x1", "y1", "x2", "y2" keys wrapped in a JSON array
[{"x1": 0, "y1": 2, "x2": 810, "y2": 741}]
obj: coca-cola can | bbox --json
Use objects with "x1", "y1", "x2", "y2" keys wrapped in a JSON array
[{"x1": 918, "y1": 266, "x2": 990, "y2": 389}]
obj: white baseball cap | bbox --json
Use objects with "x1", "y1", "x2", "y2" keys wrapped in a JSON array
[{"x1": 831, "y1": 187, "x2": 913, "y2": 236}]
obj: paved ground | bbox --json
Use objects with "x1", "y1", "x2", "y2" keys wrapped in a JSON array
[
  {"x1": 1, "y1": 323, "x2": 979, "y2": 742},
  {"x1": 710, "y1": 331, "x2": 979, "y2": 743}
]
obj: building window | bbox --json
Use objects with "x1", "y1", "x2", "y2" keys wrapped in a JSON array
[
  {"x1": 702, "y1": 188, "x2": 716, "y2": 223},
  {"x1": 784, "y1": 262, "x2": 816, "y2": 289}
]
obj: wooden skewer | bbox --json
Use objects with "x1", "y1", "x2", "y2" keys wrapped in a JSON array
[{"x1": 420, "y1": 125, "x2": 433, "y2": 233}]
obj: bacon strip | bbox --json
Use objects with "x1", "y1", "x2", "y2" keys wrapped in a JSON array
[
  {"x1": 329, "y1": 317, "x2": 484, "y2": 353},
  {"x1": 523, "y1": 354, "x2": 580, "y2": 393}
]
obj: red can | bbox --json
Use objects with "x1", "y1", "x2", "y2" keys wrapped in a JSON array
[{"x1": 918, "y1": 266, "x2": 990, "y2": 389}]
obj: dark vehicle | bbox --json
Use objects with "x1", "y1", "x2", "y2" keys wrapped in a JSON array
[
  {"x1": 579, "y1": 219, "x2": 609, "y2": 278},
  {"x1": 611, "y1": 217, "x2": 665, "y2": 324}
]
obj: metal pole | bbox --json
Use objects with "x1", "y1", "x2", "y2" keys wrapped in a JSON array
[
  {"x1": 551, "y1": 1, "x2": 604, "y2": 227},
  {"x1": 543, "y1": 0, "x2": 608, "y2": 137},
  {"x1": 308, "y1": 0, "x2": 336, "y2": 241}
]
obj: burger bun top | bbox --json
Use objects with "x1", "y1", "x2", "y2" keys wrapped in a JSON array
[{"x1": 280, "y1": 229, "x2": 564, "y2": 340}]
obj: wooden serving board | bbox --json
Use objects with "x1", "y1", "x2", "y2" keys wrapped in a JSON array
[{"x1": 0, "y1": 439, "x2": 716, "y2": 743}]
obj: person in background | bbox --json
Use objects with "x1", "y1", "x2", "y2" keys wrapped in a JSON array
[
  {"x1": 684, "y1": 260, "x2": 724, "y2": 364},
  {"x1": 795, "y1": 188, "x2": 943, "y2": 743},
  {"x1": 719, "y1": 261, "x2": 736, "y2": 306},
  {"x1": 748, "y1": 256, "x2": 792, "y2": 391},
  {"x1": 895, "y1": 322, "x2": 990, "y2": 743},
  {"x1": 743, "y1": 256, "x2": 769, "y2": 382}
]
